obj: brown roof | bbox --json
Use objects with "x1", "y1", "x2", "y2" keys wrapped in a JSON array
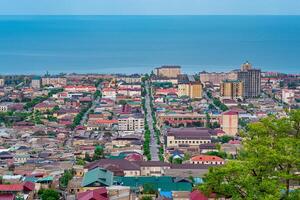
[{"x1": 167, "y1": 128, "x2": 214, "y2": 140}]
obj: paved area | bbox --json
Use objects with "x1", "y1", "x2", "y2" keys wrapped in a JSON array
[{"x1": 145, "y1": 81, "x2": 159, "y2": 161}]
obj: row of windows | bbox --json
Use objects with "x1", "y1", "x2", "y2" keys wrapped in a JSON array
[{"x1": 170, "y1": 140, "x2": 210, "y2": 144}]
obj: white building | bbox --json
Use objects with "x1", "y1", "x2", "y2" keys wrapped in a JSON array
[
  {"x1": 118, "y1": 114, "x2": 144, "y2": 132},
  {"x1": 282, "y1": 89, "x2": 295, "y2": 104}
]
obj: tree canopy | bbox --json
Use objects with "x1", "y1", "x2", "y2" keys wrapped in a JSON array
[{"x1": 200, "y1": 110, "x2": 300, "y2": 200}]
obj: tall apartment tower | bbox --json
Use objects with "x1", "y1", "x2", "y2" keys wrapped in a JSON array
[
  {"x1": 220, "y1": 80, "x2": 244, "y2": 100},
  {"x1": 237, "y1": 62, "x2": 261, "y2": 98}
]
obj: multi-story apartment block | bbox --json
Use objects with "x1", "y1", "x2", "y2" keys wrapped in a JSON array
[
  {"x1": 220, "y1": 80, "x2": 244, "y2": 100},
  {"x1": 31, "y1": 77, "x2": 41, "y2": 89},
  {"x1": 118, "y1": 114, "x2": 145, "y2": 132},
  {"x1": 42, "y1": 77, "x2": 67, "y2": 87},
  {"x1": 221, "y1": 110, "x2": 239, "y2": 136},
  {"x1": 178, "y1": 75, "x2": 203, "y2": 99},
  {"x1": 199, "y1": 71, "x2": 237, "y2": 85},
  {"x1": 0, "y1": 78, "x2": 5, "y2": 87},
  {"x1": 237, "y1": 61, "x2": 261, "y2": 98},
  {"x1": 154, "y1": 66, "x2": 181, "y2": 78}
]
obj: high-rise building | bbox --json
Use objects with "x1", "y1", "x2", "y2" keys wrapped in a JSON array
[
  {"x1": 31, "y1": 77, "x2": 41, "y2": 89},
  {"x1": 154, "y1": 66, "x2": 181, "y2": 78},
  {"x1": 178, "y1": 75, "x2": 203, "y2": 99},
  {"x1": 221, "y1": 110, "x2": 239, "y2": 136},
  {"x1": 220, "y1": 80, "x2": 244, "y2": 100},
  {"x1": 0, "y1": 78, "x2": 5, "y2": 87},
  {"x1": 237, "y1": 62, "x2": 261, "y2": 98}
]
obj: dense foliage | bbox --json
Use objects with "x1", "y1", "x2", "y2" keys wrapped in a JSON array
[{"x1": 200, "y1": 110, "x2": 300, "y2": 200}]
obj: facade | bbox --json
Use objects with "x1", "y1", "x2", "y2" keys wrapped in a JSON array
[
  {"x1": 221, "y1": 110, "x2": 239, "y2": 136},
  {"x1": 0, "y1": 103, "x2": 9, "y2": 112},
  {"x1": 0, "y1": 78, "x2": 5, "y2": 87},
  {"x1": 199, "y1": 71, "x2": 237, "y2": 85},
  {"x1": 282, "y1": 89, "x2": 295, "y2": 104},
  {"x1": 166, "y1": 128, "x2": 214, "y2": 148},
  {"x1": 237, "y1": 62, "x2": 261, "y2": 98},
  {"x1": 190, "y1": 155, "x2": 224, "y2": 165},
  {"x1": 41, "y1": 77, "x2": 67, "y2": 87},
  {"x1": 178, "y1": 75, "x2": 203, "y2": 99},
  {"x1": 31, "y1": 77, "x2": 41, "y2": 89},
  {"x1": 220, "y1": 80, "x2": 244, "y2": 99},
  {"x1": 118, "y1": 114, "x2": 145, "y2": 132},
  {"x1": 155, "y1": 66, "x2": 181, "y2": 78}
]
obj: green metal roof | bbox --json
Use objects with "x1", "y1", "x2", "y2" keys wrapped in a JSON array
[
  {"x1": 81, "y1": 167, "x2": 113, "y2": 187},
  {"x1": 37, "y1": 176, "x2": 53, "y2": 183},
  {"x1": 114, "y1": 176, "x2": 192, "y2": 192}
]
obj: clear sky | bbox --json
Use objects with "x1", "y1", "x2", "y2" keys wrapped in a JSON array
[{"x1": 0, "y1": 0, "x2": 299, "y2": 15}]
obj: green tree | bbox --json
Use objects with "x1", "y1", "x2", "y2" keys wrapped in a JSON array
[
  {"x1": 59, "y1": 169, "x2": 74, "y2": 188},
  {"x1": 93, "y1": 146, "x2": 104, "y2": 160},
  {"x1": 38, "y1": 189, "x2": 59, "y2": 200},
  {"x1": 200, "y1": 110, "x2": 300, "y2": 199}
]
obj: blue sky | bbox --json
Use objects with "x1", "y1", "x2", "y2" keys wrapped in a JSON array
[{"x1": 0, "y1": 0, "x2": 299, "y2": 15}]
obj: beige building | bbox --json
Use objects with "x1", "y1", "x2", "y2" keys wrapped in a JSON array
[
  {"x1": 166, "y1": 128, "x2": 213, "y2": 148},
  {"x1": 221, "y1": 110, "x2": 239, "y2": 136},
  {"x1": 155, "y1": 66, "x2": 181, "y2": 78},
  {"x1": 31, "y1": 78, "x2": 41, "y2": 89},
  {"x1": 42, "y1": 77, "x2": 67, "y2": 87},
  {"x1": 220, "y1": 80, "x2": 244, "y2": 99},
  {"x1": 118, "y1": 114, "x2": 144, "y2": 132},
  {"x1": 178, "y1": 81, "x2": 203, "y2": 99},
  {"x1": 0, "y1": 78, "x2": 4, "y2": 87},
  {"x1": 199, "y1": 71, "x2": 237, "y2": 85}
]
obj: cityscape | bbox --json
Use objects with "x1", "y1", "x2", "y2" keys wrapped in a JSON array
[
  {"x1": 0, "y1": 62, "x2": 299, "y2": 200},
  {"x1": 0, "y1": 1, "x2": 300, "y2": 200}
]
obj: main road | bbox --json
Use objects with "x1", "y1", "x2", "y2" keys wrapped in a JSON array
[{"x1": 145, "y1": 81, "x2": 159, "y2": 161}]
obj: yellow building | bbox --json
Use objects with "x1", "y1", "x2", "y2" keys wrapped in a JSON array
[
  {"x1": 221, "y1": 110, "x2": 239, "y2": 136},
  {"x1": 178, "y1": 82, "x2": 203, "y2": 99},
  {"x1": 220, "y1": 80, "x2": 244, "y2": 99},
  {"x1": 155, "y1": 66, "x2": 181, "y2": 78}
]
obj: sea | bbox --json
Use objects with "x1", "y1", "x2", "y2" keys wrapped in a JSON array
[{"x1": 0, "y1": 15, "x2": 299, "y2": 75}]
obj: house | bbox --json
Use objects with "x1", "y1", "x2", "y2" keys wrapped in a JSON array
[
  {"x1": 81, "y1": 167, "x2": 114, "y2": 189},
  {"x1": 34, "y1": 102, "x2": 56, "y2": 112},
  {"x1": 190, "y1": 190, "x2": 208, "y2": 200},
  {"x1": 86, "y1": 159, "x2": 140, "y2": 177},
  {"x1": 190, "y1": 155, "x2": 224, "y2": 165}
]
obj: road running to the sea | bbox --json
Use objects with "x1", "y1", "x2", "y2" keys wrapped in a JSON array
[{"x1": 145, "y1": 82, "x2": 159, "y2": 161}]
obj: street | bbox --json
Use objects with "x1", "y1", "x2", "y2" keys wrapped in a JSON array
[{"x1": 145, "y1": 81, "x2": 159, "y2": 161}]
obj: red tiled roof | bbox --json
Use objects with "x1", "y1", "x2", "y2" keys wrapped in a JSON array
[
  {"x1": 0, "y1": 194, "x2": 15, "y2": 200},
  {"x1": 77, "y1": 188, "x2": 108, "y2": 200},
  {"x1": 191, "y1": 155, "x2": 224, "y2": 162},
  {"x1": 190, "y1": 190, "x2": 208, "y2": 200},
  {"x1": 0, "y1": 184, "x2": 23, "y2": 192}
]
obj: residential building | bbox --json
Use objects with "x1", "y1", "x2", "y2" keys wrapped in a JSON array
[
  {"x1": 221, "y1": 110, "x2": 239, "y2": 136},
  {"x1": 81, "y1": 167, "x2": 114, "y2": 189},
  {"x1": 155, "y1": 66, "x2": 181, "y2": 78},
  {"x1": 166, "y1": 128, "x2": 214, "y2": 148},
  {"x1": 0, "y1": 103, "x2": 9, "y2": 112},
  {"x1": 118, "y1": 114, "x2": 144, "y2": 132},
  {"x1": 31, "y1": 77, "x2": 41, "y2": 89},
  {"x1": 0, "y1": 78, "x2": 5, "y2": 87},
  {"x1": 282, "y1": 89, "x2": 295, "y2": 104},
  {"x1": 220, "y1": 80, "x2": 244, "y2": 99},
  {"x1": 199, "y1": 71, "x2": 237, "y2": 85},
  {"x1": 178, "y1": 75, "x2": 203, "y2": 99},
  {"x1": 41, "y1": 77, "x2": 67, "y2": 87},
  {"x1": 64, "y1": 85, "x2": 97, "y2": 93},
  {"x1": 237, "y1": 61, "x2": 261, "y2": 98},
  {"x1": 190, "y1": 155, "x2": 225, "y2": 165}
]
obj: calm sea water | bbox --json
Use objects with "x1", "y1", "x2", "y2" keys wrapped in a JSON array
[{"x1": 0, "y1": 15, "x2": 299, "y2": 75}]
